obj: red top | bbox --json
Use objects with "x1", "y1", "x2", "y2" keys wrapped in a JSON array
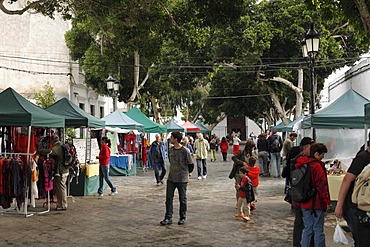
[
  {"x1": 239, "y1": 177, "x2": 248, "y2": 199},
  {"x1": 247, "y1": 165, "x2": 260, "y2": 187},
  {"x1": 220, "y1": 142, "x2": 229, "y2": 153},
  {"x1": 99, "y1": 144, "x2": 111, "y2": 166},
  {"x1": 293, "y1": 155, "x2": 331, "y2": 210}
]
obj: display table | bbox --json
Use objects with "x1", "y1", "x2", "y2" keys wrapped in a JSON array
[
  {"x1": 327, "y1": 174, "x2": 345, "y2": 201},
  {"x1": 69, "y1": 164, "x2": 106, "y2": 196},
  {"x1": 109, "y1": 154, "x2": 136, "y2": 176}
]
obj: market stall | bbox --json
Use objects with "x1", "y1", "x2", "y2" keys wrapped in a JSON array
[
  {"x1": 125, "y1": 107, "x2": 167, "y2": 133},
  {"x1": 300, "y1": 89, "x2": 370, "y2": 201},
  {"x1": 165, "y1": 120, "x2": 185, "y2": 132},
  {"x1": 46, "y1": 98, "x2": 105, "y2": 196},
  {"x1": 102, "y1": 110, "x2": 144, "y2": 176},
  {"x1": 195, "y1": 121, "x2": 211, "y2": 134},
  {"x1": 300, "y1": 89, "x2": 370, "y2": 166},
  {"x1": 0, "y1": 87, "x2": 65, "y2": 216}
]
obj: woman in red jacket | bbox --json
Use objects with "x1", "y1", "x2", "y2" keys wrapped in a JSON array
[
  {"x1": 97, "y1": 137, "x2": 117, "y2": 197},
  {"x1": 294, "y1": 143, "x2": 331, "y2": 247},
  {"x1": 220, "y1": 137, "x2": 229, "y2": 161}
]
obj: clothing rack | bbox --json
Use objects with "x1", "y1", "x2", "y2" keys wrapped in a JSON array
[
  {"x1": 0, "y1": 152, "x2": 33, "y2": 217},
  {"x1": 0, "y1": 152, "x2": 52, "y2": 217}
]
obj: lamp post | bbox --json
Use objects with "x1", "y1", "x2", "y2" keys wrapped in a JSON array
[
  {"x1": 106, "y1": 74, "x2": 119, "y2": 112},
  {"x1": 302, "y1": 23, "x2": 320, "y2": 140}
]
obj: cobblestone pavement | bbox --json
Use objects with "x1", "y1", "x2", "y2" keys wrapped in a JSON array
[{"x1": 0, "y1": 150, "x2": 352, "y2": 247}]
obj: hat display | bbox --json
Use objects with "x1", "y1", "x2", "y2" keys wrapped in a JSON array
[{"x1": 299, "y1": 137, "x2": 315, "y2": 146}]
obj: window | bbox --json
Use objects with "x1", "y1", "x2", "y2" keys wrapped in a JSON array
[
  {"x1": 90, "y1": 105, "x2": 95, "y2": 117},
  {"x1": 79, "y1": 103, "x2": 85, "y2": 111},
  {"x1": 100, "y1": 107, "x2": 104, "y2": 118}
]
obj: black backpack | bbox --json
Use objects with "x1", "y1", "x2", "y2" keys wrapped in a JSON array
[
  {"x1": 270, "y1": 136, "x2": 281, "y2": 152},
  {"x1": 289, "y1": 159, "x2": 316, "y2": 202},
  {"x1": 62, "y1": 143, "x2": 79, "y2": 169}
]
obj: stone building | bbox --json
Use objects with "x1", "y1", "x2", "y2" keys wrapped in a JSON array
[{"x1": 0, "y1": 3, "x2": 113, "y2": 118}]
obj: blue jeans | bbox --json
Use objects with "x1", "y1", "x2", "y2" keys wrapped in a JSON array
[
  {"x1": 98, "y1": 165, "x2": 116, "y2": 194},
  {"x1": 196, "y1": 159, "x2": 207, "y2": 177},
  {"x1": 165, "y1": 180, "x2": 187, "y2": 220},
  {"x1": 301, "y1": 209, "x2": 325, "y2": 247},
  {"x1": 258, "y1": 151, "x2": 269, "y2": 175},
  {"x1": 270, "y1": 152, "x2": 281, "y2": 177}
]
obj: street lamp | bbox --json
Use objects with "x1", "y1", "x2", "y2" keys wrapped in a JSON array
[
  {"x1": 302, "y1": 23, "x2": 320, "y2": 140},
  {"x1": 106, "y1": 74, "x2": 119, "y2": 112}
]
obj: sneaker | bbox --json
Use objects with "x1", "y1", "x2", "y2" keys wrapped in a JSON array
[
  {"x1": 234, "y1": 213, "x2": 244, "y2": 218},
  {"x1": 109, "y1": 191, "x2": 118, "y2": 196},
  {"x1": 202, "y1": 175, "x2": 207, "y2": 179},
  {"x1": 156, "y1": 182, "x2": 160, "y2": 186},
  {"x1": 160, "y1": 218, "x2": 173, "y2": 226},
  {"x1": 178, "y1": 219, "x2": 186, "y2": 225},
  {"x1": 98, "y1": 193, "x2": 103, "y2": 198},
  {"x1": 250, "y1": 205, "x2": 256, "y2": 211},
  {"x1": 189, "y1": 173, "x2": 192, "y2": 177},
  {"x1": 243, "y1": 216, "x2": 251, "y2": 221},
  {"x1": 160, "y1": 180, "x2": 164, "y2": 184},
  {"x1": 197, "y1": 176, "x2": 202, "y2": 180}
]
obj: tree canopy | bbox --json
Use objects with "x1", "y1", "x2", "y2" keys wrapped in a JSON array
[{"x1": 2, "y1": 0, "x2": 370, "y2": 127}]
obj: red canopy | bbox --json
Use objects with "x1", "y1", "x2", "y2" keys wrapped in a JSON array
[{"x1": 182, "y1": 121, "x2": 201, "y2": 131}]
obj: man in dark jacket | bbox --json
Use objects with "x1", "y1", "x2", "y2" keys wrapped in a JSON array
[
  {"x1": 267, "y1": 130, "x2": 283, "y2": 178},
  {"x1": 149, "y1": 134, "x2": 167, "y2": 185}
]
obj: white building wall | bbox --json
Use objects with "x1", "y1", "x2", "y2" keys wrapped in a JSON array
[
  {"x1": 328, "y1": 59, "x2": 370, "y2": 101},
  {"x1": 0, "y1": 3, "x2": 111, "y2": 118}
]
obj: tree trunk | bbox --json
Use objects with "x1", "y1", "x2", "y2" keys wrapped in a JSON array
[
  {"x1": 149, "y1": 95, "x2": 162, "y2": 124},
  {"x1": 353, "y1": 0, "x2": 370, "y2": 40},
  {"x1": 271, "y1": 75, "x2": 304, "y2": 120},
  {"x1": 128, "y1": 51, "x2": 140, "y2": 105},
  {"x1": 296, "y1": 69, "x2": 304, "y2": 117},
  {"x1": 267, "y1": 85, "x2": 290, "y2": 125}
]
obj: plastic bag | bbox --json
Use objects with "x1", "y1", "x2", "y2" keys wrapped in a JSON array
[{"x1": 333, "y1": 218, "x2": 349, "y2": 245}]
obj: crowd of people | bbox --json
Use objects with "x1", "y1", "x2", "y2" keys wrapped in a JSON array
[{"x1": 41, "y1": 128, "x2": 369, "y2": 246}]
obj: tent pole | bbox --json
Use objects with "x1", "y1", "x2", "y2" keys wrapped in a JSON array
[
  {"x1": 24, "y1": 126, "x2": 33, "y2": 217},
  {"x1": 365, "y1": 123, "x2": 368, "y2": 148}
]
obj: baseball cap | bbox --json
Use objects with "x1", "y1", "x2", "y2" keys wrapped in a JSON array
[{"x1": 299, "y1": 137, "x2": 315, "y2": 146}]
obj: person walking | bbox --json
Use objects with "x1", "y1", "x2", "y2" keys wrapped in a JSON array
[
  {"x1": 220, "y1": 137, "x2": 229, "y2": 161},
  {"x1": 267, "y1": 130, "x2": 283, "y2": 178},
  {"x1": 210, "y1": 135, "x2": 217, "y2": 161},
  {"x1": 294, "y1": 143, "x2": 331, "y2": 247},
  {"x1": 334, "y1": 137, "x2": 370, "y2": 247},
  {"x1": 182, "y1": 136, "x2": 194, "y2": 177},
  {"x1": 246, "y1": 157, "x2": 260, "y2": 210},
  {"x1": 193, "y1": 133, "x2": 209, "y2": 180},
  {"x1": 232, "y1": 133, "x2": 242, "y2": 155},
  {"x1": 286, "y1": 137, "x2": 315, "y2": 247},
  {"x1": 149, "y1": 134, "x2": 167, "y2": 185},
  {"x1": 160, "y1": 132, "x2": 194, "y2": 226},
  {"x1": 97, "y1": 137, "x2": 117, "y2": 197},
  {"x1": 257, "y1": 133, "x2": 269, "y2": 176},
  {"x1": 38, "y1": 135, "x2": 68, "y2": 210}
]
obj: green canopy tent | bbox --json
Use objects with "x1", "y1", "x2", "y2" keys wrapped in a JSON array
[
  {"x1": 46, "y1": 98, "x2": 105, "y2": 128},
  {"x1": 195, "y1": 121, "x2": 211, "y2": 134},
  {"x1": 299, "y1": 89, "x2": 370, "y2": 162},
  {"x1": 270, "y1": 119, "x2": 292, "y2": 132},
  {"x1": 125, "y1": 107, "x2": 167, "y2": 133},
  {"x1": 0, "y1": 87, "x2": 65, "y2": 128},
  {"x1": 0, "y1": 87, "x2": 65, "y2": 213},
  {"x1": 165, "y1": 120, "x2": 185, "y2": 132},
  {"x1": 302, "y1": 89, "x2": 370, "y2": 129},
  {"x1": 102, "y1": 110, "x2": 144, "y2": 132}
]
